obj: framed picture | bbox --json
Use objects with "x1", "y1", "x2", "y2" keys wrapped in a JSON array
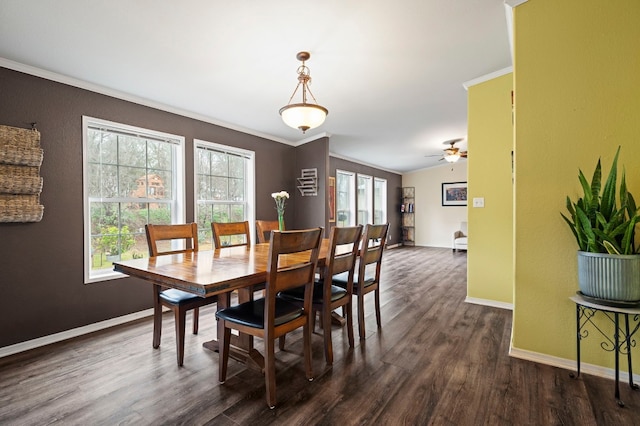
[
  {"x1": 328, "y1": 176, "x2": 336, "y2": 222},
  {"x1": 442, "y1": 181, "x2": 467, "y2": 206}
]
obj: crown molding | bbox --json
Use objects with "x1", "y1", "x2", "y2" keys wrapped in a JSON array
[
  {"x1": 462, "y1": 66, "x2": 513, "y2": 90},
  {"x1": 504, "y1": 0, "x2": 528, "y2": 7},
  {"x1": 295, "y1": 131, "x2": 332, "y2": 146},
  {"x1": 0, "y1": 57, "x2": 293, "y2": 146},
  {"x1": 329, "y1": 152, "x2": 402, "y2": 175}
]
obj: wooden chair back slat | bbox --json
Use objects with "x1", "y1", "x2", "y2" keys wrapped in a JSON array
[
  {"x1": 212, "y1": 221, "x2": 251, "y2": 248},
  {"x1": 256, "y1": 220, "x2": 280, "y2": 244},
  {"x1": 145, "y1": 223, "x2": 199, "y2": 256},
  {"x1": 266, "y1": 228, "x2": 323, "y2": 294}
]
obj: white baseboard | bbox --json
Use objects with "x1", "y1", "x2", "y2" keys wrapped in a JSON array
[
  {"x1": 509, "y1": 346, "x2": 640, "y2": 383},
  {"x1": 465, "y1": 296, "x2": 513, "y2": 311},
  {"x1": 0, "y1": 308, "x2": 155, "y2": 359}
]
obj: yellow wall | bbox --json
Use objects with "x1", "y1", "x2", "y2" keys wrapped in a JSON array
[
  {"x1": 513, "y1": 0, "x2": 640, "y2": 368},
  {"x1": 467, "y1": 73, "x2": 514, "y2": 305}
]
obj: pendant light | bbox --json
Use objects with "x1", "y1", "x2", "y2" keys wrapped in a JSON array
[{"x1": 279, "y1": 51, "x2": 328, "y2": 133}]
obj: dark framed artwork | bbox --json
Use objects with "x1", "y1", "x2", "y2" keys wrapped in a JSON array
[
  {"x1": 442, "y1": 181, "x2": 467, "y2": 206},
  {"x1": 329, "y1": 176, "x2": 336, "y2": 222}
]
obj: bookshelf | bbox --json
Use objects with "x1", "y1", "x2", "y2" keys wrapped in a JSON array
[{"x1": 401, "y1": 187, "x2": 415, "y2": 246}]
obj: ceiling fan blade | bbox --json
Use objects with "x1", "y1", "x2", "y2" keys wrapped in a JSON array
[{"x1": 461, "y1": 151, "x2": 468, "y2": 158}]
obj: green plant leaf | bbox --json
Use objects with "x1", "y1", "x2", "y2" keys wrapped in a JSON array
[
  {"x1": 562, "y1": 146, "x2": 638, "y2": 254},
  {"x1": 576, "y1": 205, "x2": 598, "y2": 252},
  {"x1": 603, "y1": 240, "x2": 621, "y2": 255},
  {"x1": 621, "y1": 216, "x2": 640, "y2": 255},
  {"x1": 600, "y1": 146, "x2": 620, "y2": 221},
  {"x1": 561, "y1": 213, "x2": 583, "y2": 250}
]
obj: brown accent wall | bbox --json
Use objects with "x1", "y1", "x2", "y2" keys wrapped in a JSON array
[
  {"x1": 0, "y1": 66, "x2": 400, "y2": 348},
  {"x1": 330, "y1": 157, "x2": 402, "y2": 245}
]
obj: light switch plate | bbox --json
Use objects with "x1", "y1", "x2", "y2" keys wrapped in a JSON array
[{"x1": 473, "y1": 197, "x2": 484, "y2": 208}]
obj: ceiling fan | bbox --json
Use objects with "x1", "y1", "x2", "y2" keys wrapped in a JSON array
[{"x1": 425, "y1": 138, "x2": 468, "y2": 163}]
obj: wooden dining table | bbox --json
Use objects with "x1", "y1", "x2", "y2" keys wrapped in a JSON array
[{"x1": 113, "y1": 240, "x2": 334, "y2": 371}]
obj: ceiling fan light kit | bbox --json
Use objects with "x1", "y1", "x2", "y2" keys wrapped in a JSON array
[
  {"x1": 444, "y1": 152, "x2": 461, "y2": 163},
  {"x1": 279, "y1": 51, "x2": 328, "y2": 133},
  {"x1": 425, "y1": 138, "x2": 468, "y2": 163}
]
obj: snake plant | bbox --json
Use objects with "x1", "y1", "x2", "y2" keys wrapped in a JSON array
[{"x1": 561, "y1": 146, "x2": 640, "y2": 255}]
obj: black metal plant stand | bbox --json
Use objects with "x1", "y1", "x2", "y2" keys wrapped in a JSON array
[{"x1": 570, "y1": 294, "x2": 640, "y2": 407}]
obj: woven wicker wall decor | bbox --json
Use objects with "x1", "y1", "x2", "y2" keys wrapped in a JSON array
[{"x1": 0, "y1": 125, "x2": 44, "y2": 222}]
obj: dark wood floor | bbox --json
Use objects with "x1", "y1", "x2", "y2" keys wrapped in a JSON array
[{"x1": 1, "y1": 247, "x2": 639, "y2": 425}]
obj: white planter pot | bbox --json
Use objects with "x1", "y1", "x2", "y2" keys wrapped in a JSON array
[{"x1": 577, "y1": 251, "x2": 640, "y2": 302}]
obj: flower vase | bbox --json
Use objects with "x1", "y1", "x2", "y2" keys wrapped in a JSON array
[{"x1": 278, "y1": 213, "x2": 284, "y2": 231}]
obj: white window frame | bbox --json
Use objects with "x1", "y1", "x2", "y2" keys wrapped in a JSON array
[
  {"x1": 194, "y1": 139, "x2": 255, "y2": 248},
  {"x1": 357, "y1": 173, "x2": 373, "y2": 225},
  {"x1": 336, "y1": 169, "x2": 356, "y2": 226},
  {"x1": 374, "y1": 177, "x2": 387, "y2": 224},
  {"x1": 82, "y1": 116, "x2": 185, "y2": 283}
]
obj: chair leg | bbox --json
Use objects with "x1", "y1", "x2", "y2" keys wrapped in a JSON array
[
  {"x1": 345, "y1": 301, "x2": 354, "y2": 348},
  {"x1": 264, "y1": 335, "x2": 277, "y2": 409},
  {"x1": 357, "y1": 293, "x2": 366, "y2": 340},
  {"x1": 152, "y1": 286, "x2": 162, "y2": 349},
  {"x1": 192, "y1": 307, "x2": 199, "y2": 335},
  {"x1": 374, "y1": 288, "x2": 382, "y2": 329},
  {"x1": 175, "y1": 307, "x2": 187, "y2": 367},
  {"x1": 278, "y1": 335, "x2": 286, "y2": 350},
  {"x1": 303, "y1": 316, "x2": 314, "y2": 380},
  {"x1": 323, "y1": 307, "x2": 334, "y2": 365},
  {"x1": 219, "y1": 325, "x2": 231, "y2": 383}
]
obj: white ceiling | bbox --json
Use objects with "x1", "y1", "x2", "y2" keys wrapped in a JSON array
[{"x1": 0, "y1": 0, "x2": 512, "y2": 173}]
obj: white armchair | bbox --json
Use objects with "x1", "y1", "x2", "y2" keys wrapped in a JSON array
[{"x1": 453, "y1": 221, "x2": 467, "y2": 252}]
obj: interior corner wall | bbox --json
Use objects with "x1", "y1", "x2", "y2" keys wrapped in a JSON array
[
  {"x1": 401, "y1": 162, "x2": 467, "y2": 248},
  {"x1": 466, "y1": 73, "x2": 514, "y2": 305},
  {"x1": 512, "y1": 0, "x2": 640, "y2": 369},
  {"x1": 293, "y1": 137, "x2": 329, "y2": 233}
]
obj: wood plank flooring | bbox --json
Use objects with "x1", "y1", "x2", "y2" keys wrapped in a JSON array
[{"x1": 1, "y1": 247, "x2": 639, "y2": 425}]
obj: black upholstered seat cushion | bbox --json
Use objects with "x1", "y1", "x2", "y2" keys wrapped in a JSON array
[
  {"x1": 332, "y1": 272, "x2": 375, "y2": 289},
  {"x1": 278, "y1": 280, "x2": 347, "y2": 304},
  {"x1": 160, "y1": 288, "x2": 202, "y2": 304},
  {"x1": 215, "y1": 298, "x2": 303, "y2": 328}
]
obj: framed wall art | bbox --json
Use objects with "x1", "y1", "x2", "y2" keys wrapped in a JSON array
[
  {"x1": 328, "y1": 176, "x2": 336, "y2": 222},
  {"x1": 442, "y1": 181, "x2": 467, "y2": 206}
]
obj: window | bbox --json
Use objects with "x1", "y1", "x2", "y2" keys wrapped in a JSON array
[
  {"x1": 83, "y1": 117, "x2": 185, "y2": 283},
  {"x1": 374, "y1": 177, "x2": 387, "y2": 224},
  {"x1": 194, "y1": 140, "x2": 255, "y2": 249},
  {"x1": 336, "y1": 170, "x2": 355, "y2": 226},
  {"x1": 357, "y1": 174, "x2": 373, "y2": 225}
]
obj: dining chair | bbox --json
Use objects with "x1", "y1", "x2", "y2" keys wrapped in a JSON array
[
  {"x1": 278, "y1": 225, "x2": 363, "y2": 364},
  {"x1": 213, "y1": 220, "x2": 268, "y2": 301},
  {"x1": 216, "y1": 227, "x2": 323, "y2": 409},
  {"x1": 145, "y1": 223, "x2": 217, "y2": 366},
  {"x1": 333, "y1": 223, "x2": 389, "y2": 340},
  {"x1": 256, "y1": 219, "x2": 281, "y2": 244},
  {"x1": 212, "y1": 221, "x2": 251, "y2": 248}
]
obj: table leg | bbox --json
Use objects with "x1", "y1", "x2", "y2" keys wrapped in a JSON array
[{"x1": 202, "y1": 289, "x2": 265, "y2": 373}]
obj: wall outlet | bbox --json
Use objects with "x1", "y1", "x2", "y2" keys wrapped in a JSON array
[{"x1": 473, "y1": 197, "x2": 485, "y2": 208}]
